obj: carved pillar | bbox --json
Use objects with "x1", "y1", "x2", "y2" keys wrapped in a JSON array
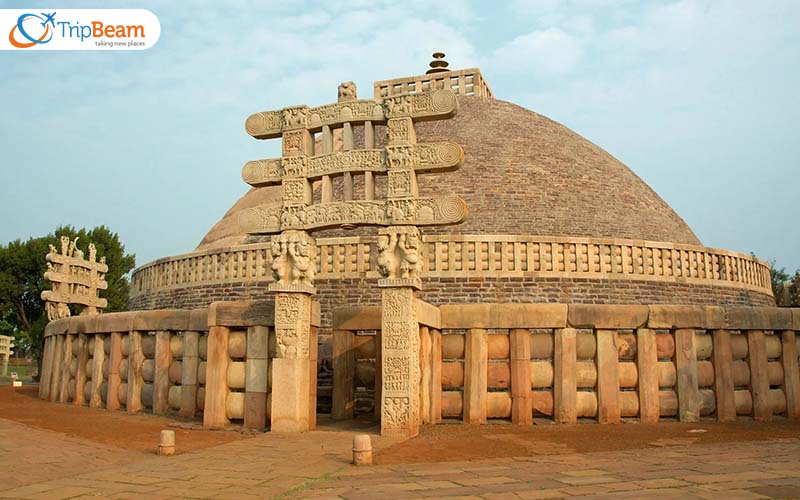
[
  {"x1": 271, "y1": 289, "x2": 314, "y2": 432},
  {"x1": 379, "y1": 283, "x2": 421, "y2": 437}
]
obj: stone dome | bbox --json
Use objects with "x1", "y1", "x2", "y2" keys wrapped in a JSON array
[{"x1": 197, "y1": 96, "x2": 700, "y2": 250}]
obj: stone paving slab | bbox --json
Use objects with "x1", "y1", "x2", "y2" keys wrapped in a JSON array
[{"x1": 2, "y1": 415, "x2": 800, "y2": 499}]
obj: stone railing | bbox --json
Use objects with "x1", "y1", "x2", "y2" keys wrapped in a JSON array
[
  {"x1": 332, "y1": 304, "x2": 800, "y2": 424},
  {"x1": 373, "y1": 68, "x2": 494, "y2": 99},
  {"x1": 39, "y1": 301, "x2": 320, "y2": 431},
  {"x1": 131, "y1": 235, "x2": 773, "y2": 297}
]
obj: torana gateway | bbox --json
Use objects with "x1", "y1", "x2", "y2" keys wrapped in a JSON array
[{"x1": 40, "y1": 56, "x2": 800, "y2": 437}]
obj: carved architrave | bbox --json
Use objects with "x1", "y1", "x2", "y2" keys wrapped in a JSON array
[
  {"x1": 383, "y1": 89, "x2": 458, "y2": 121},
  {"x1": 41, "y1": 236, "x2": 108, "y2": 321},
  {"x1": 273, "y1": 292, "x2": 311, "y2": 359},
  {"x1": 245, "y1": 89, "x2": 459, "y2": 139},
  {"x1": 381, "y1": 287, "x2": 420, "y2": 437},
  {"x1": 242, "y1": 142, "x2": 463, "y2": 187},
  {"x1": 240, "y1": 196, "x2": 468, "y2": 234}
]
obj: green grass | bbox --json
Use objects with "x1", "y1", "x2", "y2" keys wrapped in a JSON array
[{"x1": 0, "y1": 363, "x2": 36, "y2": 384}]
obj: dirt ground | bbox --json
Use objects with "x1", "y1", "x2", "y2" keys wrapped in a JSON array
[
  {"x1": 0, "y1": 385, "x2": 247, "y2": 454},
  {"x1": 375, "y1": 417, "x2": 800, "y2": 465},
  {"x1": 3, "y1": 384, "x2": 800, "y2": 464}
]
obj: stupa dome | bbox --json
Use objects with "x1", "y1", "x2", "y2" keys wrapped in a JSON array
[{"x1": 198, "y1": 97, "x2": 700, "y2": 250}]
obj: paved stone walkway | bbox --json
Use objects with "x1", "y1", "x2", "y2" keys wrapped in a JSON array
[{"x1": 1, "y1": 417, "x2": 799, "y2": 499}]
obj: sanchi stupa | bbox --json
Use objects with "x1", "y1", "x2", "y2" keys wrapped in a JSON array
[{"x1": 39, "y1": 55, "x2": 800, "y2": 438}]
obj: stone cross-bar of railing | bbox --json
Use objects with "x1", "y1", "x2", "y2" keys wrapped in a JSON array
[{"x1": 244, "y1": 88, "x2": 459, "y2": 139}]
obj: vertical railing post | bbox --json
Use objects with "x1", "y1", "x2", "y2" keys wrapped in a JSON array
[
  {"x1": 596, "y1": 329, "x2": 620, "y2": 424},
  {"x1": 58, "y1": 334, "x2": 73, "y2": 403},
  {"x1": 106, "y1": 332, "x2": 123, "y2": 411},
  {"x1": 747, "y1": 330, "x2": 770, "y2": 421},
  {"x1": 153, "y1": 331, "x2": 171, "y2": 415},
  {"x1": 674, "y1": 328, "x2": 700, "y2": 422},
  {"x1": 712, "y1": 329, "x2": 736, "y2": 421},
  {"x1": 179, "y1": 331, "x2": 200, "y2": 417},
  {"x1": 419, "y1": 326, "x2": 432, "y2": 424},
  {"x1": 554, "y1": 328, "x2": 577, "y2": 424},
  {"x1": 510, "y1": 328, "x2": 532, "y2": 425},
  {"x1": 245, "y1": 325, "x2": 269, "y2": 430},
  {"x1": 73, "y1": 334, "x2": 89, "y2": 406},
  {"x1": 637, "y1": 328, "x2": 659, "y2": 423},
  {"x1": 463, "y1": 328, "x2": 488, "y2": 424},
  {"x1": 48, "y1": 335, "x2": 64, "y2": 403},
  {"x1": 89, "y1": 334, "x2": 105, "y2": 408},
  {"x1": 204, "y1": 325, "x2": 230, "y2": 428},
  {"x1": 781, "y1": 330, "x2": 800, "y2": 419},
  {"x1": 430, "y1": 328, "x2": 442, "y2": 424},
  {"x1": 127, "y1": 331, "x2": 144, "y2": 414}
]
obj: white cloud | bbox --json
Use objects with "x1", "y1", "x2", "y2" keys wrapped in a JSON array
[{"x1": 489, "y1": 27, "x2": 584, "y2": 78}]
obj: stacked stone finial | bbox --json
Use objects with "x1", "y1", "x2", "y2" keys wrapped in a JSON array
[
  {"x1": 41, "y1": 236, "x2": 108, "y2": 321},
  {"x1": 426, "y1": 52, "x2": 450, "y2": 74}
]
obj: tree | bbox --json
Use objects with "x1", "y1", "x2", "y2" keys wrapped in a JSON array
[
  {"x1": 0, "y1": 225, "x2": 135, "y2": 368},
  {"x1": 758, "y1": 255, "x2": 800, "y2": 306}
]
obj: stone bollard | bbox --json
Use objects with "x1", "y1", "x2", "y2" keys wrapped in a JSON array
[
  {"x1": 352, "y1": 434, "x2": 372, "y2": 466},
  {"x1": 158, "y1": 430, "x2": 175, "y2": 456}
]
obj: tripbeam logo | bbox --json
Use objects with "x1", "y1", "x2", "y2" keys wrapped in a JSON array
[
  {"x1": 9, "y1": 12, "x2": 56, "y2": 48},
  {"x1": 2, "y1": 9, "x2": 160, "y2": 50}
]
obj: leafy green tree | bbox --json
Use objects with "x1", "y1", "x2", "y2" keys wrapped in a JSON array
[
  {"x1": 0, "y1": 225, "x2": 135, "y2": 369},
  {"x1": 756, "y1": 255, "x2": 800, "y2": 306}
]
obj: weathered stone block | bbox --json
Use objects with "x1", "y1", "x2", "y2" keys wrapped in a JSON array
[{"x1": 568, "y1": 304, "x2": 648, "y2": 329}]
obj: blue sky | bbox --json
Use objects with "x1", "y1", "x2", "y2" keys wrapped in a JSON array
[{"x1": 1, "y1": 0, "x2": 798, "y2": 272}]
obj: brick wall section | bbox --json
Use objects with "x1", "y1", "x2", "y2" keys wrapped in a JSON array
[{"x1": 129, "y1": 276, "x2": 774, "y2": 326}]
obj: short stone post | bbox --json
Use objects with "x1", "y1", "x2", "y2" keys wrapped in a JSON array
[
  {"x1": 158, "y1": 430, "x2": 175, "y2": 456},
  {"x1": 352, "y1": 434, "x2": 372, "y2": 465}
]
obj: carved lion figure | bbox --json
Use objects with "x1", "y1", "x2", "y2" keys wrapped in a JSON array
[{"x1": 337, "y1": 81, "x2": 357, "y2": 102}]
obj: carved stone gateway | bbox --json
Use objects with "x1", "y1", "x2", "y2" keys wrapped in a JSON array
[
  {"x1": 242, "y1": 81, "x2": 466, "y2": 436},
  {"x1": 41, "y1": 236, "x2": 108, "y2": 321}
]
